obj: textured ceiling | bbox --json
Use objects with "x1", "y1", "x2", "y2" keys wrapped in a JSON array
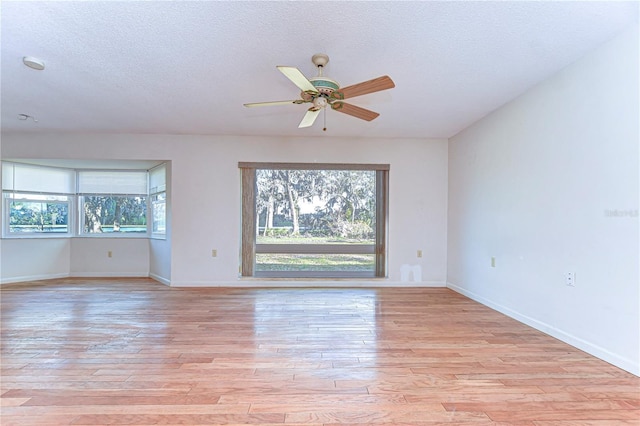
[{"x1": 1, "y1": 1, "x2": 637, "y2": 139}]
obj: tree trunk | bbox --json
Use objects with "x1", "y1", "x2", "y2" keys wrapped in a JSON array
[
  {"x1": 256, "y1": 210, "x2": 261, "y2": 238},
  {"x1": 264, "y1": 196, "x2": 274, "y2": 236},
  {"x1": 113, "y1": 201, "x2": 121, "y2": 232},
  {"x1": 290, "y1": 196, "x2": 299, "y2": 234},
  {"x1": 285, "y1": 173, "x2": 299, "y2": 235},
  {"x1": 87, "y1": 208, "x2": 102, "y2": 233}
]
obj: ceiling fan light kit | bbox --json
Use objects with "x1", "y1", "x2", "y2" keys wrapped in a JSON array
[{"x1": 244, "y1": 53, "x2": 395, "y2": 129}]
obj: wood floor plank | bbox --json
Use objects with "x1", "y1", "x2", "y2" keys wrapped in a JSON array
[
  {"x1": 0, "y1": 403, "x2": 253, "y2": 416},
  {"x1": 487, "y1": 409, "x2": 640, "y2": 422},
  {"x1": 532, "y1": 422, "x2": 640, "y2": 426},
  {"x1": 2, "y1": 278, "x2": 639, "y2": 425},
  {"x1": 284, "y1": 409, "x2": 492, "y2": 423}
]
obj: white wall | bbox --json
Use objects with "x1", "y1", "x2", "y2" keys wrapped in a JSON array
[
  {"x1": 149, "y1": 161, "x2": 172, "y2": 285},
  {"x1": 0, "y1": 237, "x2": 151, "y2": 284},
  {"x1": 149, "y1": 238, "x2": 171, "y2": 285},
  {"x1": 448, "y1": 26, "x2": 639, "y2": 375},
  {"x1": 1, "y1": 134, "x2": 448, "y2": 286},
  {"x1": 1, "y1": 238, "x2": 70, "y2": 283},
  {"x1": 70, "y1": 238, "x2": 149, "y2": 277}
]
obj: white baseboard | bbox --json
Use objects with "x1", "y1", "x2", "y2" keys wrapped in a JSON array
[
  {"x1": 446, "y1": 281, "x2": 639, "y2": 377},
  {"x1": 2, "y1": 272, "x2": 162, "y2": 286},
  {"x1": 149, "y1": 273, "x2": 170, "y2": 286},
  {"x1": 69, "y1": 272, "x2": 149, "y2": 278},
  {"x1": 169, "y1": 280, "x2": 446, "y2": 288},
  {"x1": 1, "y1": 272, "x2": 69, "y2": 285}
]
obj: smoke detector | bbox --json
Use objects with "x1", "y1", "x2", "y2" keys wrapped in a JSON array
[{"x1": 23, "y1": 56, "x2": 45, "y2": 70}]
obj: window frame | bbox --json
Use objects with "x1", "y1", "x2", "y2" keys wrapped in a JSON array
[
  {"x1": 150, "y1": 192, "x2": 167, "y2": 238},
  {"x1": 239, "y1": 162, "x2": 389, "y2": 279},
  {"x1": 78, "y1": 194, "x2": 149, "y2": 237},
  {"x1": 149, "y1": 164, "x2": 167, "y2": 240},
  {"x1": 1, "y1": 161, "x2": 168, "y2": 240},
  {"x1": 3, "y1": 191, "x2": 73, "y2": 238},
  {"x1": 77, "y1": 169, "x2": 150, "y2": 238}
]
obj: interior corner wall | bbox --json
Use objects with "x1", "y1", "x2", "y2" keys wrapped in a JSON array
[
  {"x1": 1, "y1": 238, "x2": 71, "y2": 284},
  {"x1": 149, "y1": 237, "x2": 171, "y2": 285},
  {"x1": 0, "y1": 134, "x2": 448, "y2": 287},
  {"x1": 150, "y1": 162, "x2": 172, "y2": 285},
  {"x1": 447, "y1": 25, "x2": 639, "y2": 375}
]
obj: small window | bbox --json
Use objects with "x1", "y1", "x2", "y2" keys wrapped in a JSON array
[
  {"x1": 81, "y1": 195, "x2": 147, "y2": 234},
  {"x1": 78, "y1": 170, "x2": 148, "y2": 236},
  {"x1": 149, "y1": 164, "x2": 167, "y2": 237},
  {"x1": 2, "y1": 162, "x2": 74, "y2": 237},
  {"x1": 151, "y1": 192, "x2": 166, "y2": 234},
  {"x1": 5, "y1": 193, "x2": 70, "y2": 235}
]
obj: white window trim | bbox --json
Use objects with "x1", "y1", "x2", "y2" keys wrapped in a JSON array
[
  {"x1": 2, "y1": 192, "x2": 74, "y2": 238},
  {"x1": 149, "y1": 163, "x2": 167, "y2": 240},
  {"x1": 1, "y1": 161, "x2": 169, "y2": 240},
  {"x1": 150, "y1": 192, "x2": 167, "y2": 240},
  {"x1": 77, "y1": 194, "x2": 150, "y2": 238}
]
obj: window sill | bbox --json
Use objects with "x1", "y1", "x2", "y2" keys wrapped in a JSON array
[
  {"x1": 240, "y1": 276, "x2": 388, "y2": 281},
  {"x1": 2, "y1": 234, "x2": 71, "y2": 239},
  {"x1": 2, "y1": 234, "x2": 150, "y2": 240}
]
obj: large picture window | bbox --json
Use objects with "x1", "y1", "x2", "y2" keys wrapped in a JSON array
[{"x1": 240, "y1": 162, "x2": 389, "y2": 278}]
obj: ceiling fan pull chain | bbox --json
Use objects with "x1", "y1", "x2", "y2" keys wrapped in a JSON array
[{"x1": 323, "y1": 108, "x2": 327, "y2": 132}]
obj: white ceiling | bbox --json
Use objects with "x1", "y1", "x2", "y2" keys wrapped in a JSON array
[{"x1": 1, "y1": 1, "x2": 637, "y2": 139}]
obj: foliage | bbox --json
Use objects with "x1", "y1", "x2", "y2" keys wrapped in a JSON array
[
  {"x1": 255, "y1": 253, "x2": 374, "y2": 271},
  {"x1": 256, "y1": 169, "x2": 376, "y2": 242},
  {"x1": 83, "y1": 196, "x2": 147, "y2": 233},
  {"x1": 263, "y1": 227, "x2": 290, "y2": 237},
  {"x1": 332, "y1": 218, "x2": 374, "y2": 240},
  {"x1": 9, "y1": 200, "x2": 68, "y2": 232}
]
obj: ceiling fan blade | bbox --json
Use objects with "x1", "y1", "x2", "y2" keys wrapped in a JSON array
[
  {"x1": 331, "y1": 102, "x2": 379, "y2": 121},
  {"x1": 298, "y1": 108, "x2": 321, "y2": 128},
  {"x1": 244, "y1": 100, "x2": 304, "y2": 107},
  {"x1": 277, "y1": 66, "x2": 318, "y2": 93},
  {"x1": 333, "y1": 75, "x2": 395, "y2": 100}
]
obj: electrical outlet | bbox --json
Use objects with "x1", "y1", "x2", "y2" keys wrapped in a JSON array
[
  {"x1": 211, "y1": 249, "x2": 217, "y2": 258},
  {"x1": 491, "y1": 257, "x2": 496, "y2": 267},
  {"x1": 417, "y1": 250, "x2": 422, "y2": 258},
  {"x1": 565, "y1": 272, "x2": 575, "y2": 286},
  {"x1": 108, "y1": 251, "x2": 112, "y2": 258}
]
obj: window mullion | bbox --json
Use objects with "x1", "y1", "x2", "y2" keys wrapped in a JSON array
[{"x1": 375, "y1": 169, "x2": 388, "y2": 277}]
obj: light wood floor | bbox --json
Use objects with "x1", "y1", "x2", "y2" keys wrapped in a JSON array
[{"x1": 1, "y1": 278, "x2": 638, "y2": 425}]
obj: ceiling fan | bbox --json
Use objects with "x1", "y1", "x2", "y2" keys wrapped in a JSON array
[{"x1": 244, "y1": 54, "x2": 395, "y2": 129}]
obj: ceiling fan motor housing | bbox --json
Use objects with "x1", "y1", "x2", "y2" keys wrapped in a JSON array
[{"x1": 309, "y1": 77, "x2": 339, "y2": 96}]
